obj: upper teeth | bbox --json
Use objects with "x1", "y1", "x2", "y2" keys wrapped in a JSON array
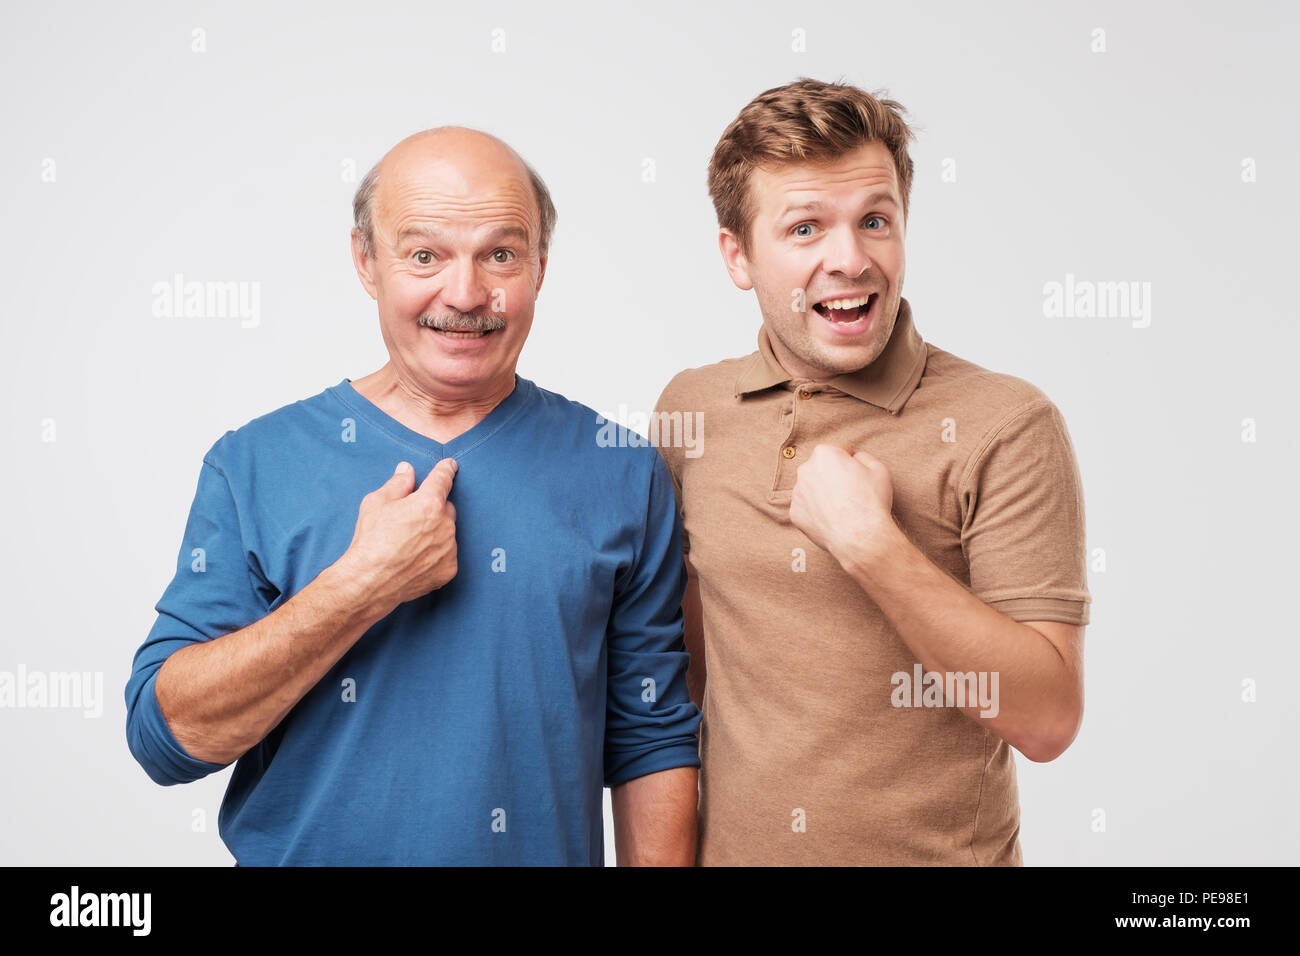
[{"x1": 821, "y1": 295, "x2": 872, "y2": 310}]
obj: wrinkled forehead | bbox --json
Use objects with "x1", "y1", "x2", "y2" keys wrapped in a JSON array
[
  {"x1": 375, "y1": 152, "x2": 538, "y2": 243},
  {"x1": 751, "y1": 144, "x2": 901, "y2": 217}
]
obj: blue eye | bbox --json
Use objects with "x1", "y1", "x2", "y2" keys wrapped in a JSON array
[
  {"x1": 864, "y1": 216, "x2": 885, "y2": 230},
  {"x1": 793, "y1": 223, "x2": 815, "y2": 237}
]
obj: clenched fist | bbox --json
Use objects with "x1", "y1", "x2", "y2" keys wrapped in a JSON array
[
  {"x1": 789, "y1": 445, "x2": 897, "y2": 566},
  {"x1": 338, "y1": 458, "x2": 459, "y2": 617}
]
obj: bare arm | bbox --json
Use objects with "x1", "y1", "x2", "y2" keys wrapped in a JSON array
[
  {"x1": 610, "y1": 766, "x2": 699, "y2": 866},
  {"x1": 790, "y1": 445, "x2": 1084, "y2": 762},
  {"x1": 157, "y1": 560, "x2": 388, "y2": 764},
  {"x1": 155, "y1": 458, "x2": 459, "y2": 765},
  {"x1": 840, "y1": 530, "x2": 1084, "y2": 762}
]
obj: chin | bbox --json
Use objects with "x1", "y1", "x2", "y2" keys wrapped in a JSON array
[
  {"x1": 813, "y1": 338, "x2": 889, "y2": 375},
  {"x1": 413, "y1": 356, "x2": 489, "y2": 385}
]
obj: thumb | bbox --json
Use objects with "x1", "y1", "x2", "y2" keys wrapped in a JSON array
[
  {"x1": 417, "y1": 457, "x2": 459, "y2": 503},
  {"x1": 374, "y1": 461, "x2": 416, "y2": 500},
  {"x1": 851, "y1": 448, "x2": 881, "y2": 470}
]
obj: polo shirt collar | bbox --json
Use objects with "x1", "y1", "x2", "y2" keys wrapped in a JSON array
[{"x1": 734, "y1": 296, "x2": 927, "y2": 413}]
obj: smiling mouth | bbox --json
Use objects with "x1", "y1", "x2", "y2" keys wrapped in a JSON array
[
  {"x1": 428, "y1": 327, "x2": 496, "y2": 339},
  {"x1": 812, "y1": 293, "x2": 876, "y2": 323}
]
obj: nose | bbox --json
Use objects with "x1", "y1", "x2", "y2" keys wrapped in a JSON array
[
  {"x1": 821, "y1": 224, "x2": 871, "y2": 281},
  {"x1": 439, "y1": 257, "x2": 490, "y2": 315}
]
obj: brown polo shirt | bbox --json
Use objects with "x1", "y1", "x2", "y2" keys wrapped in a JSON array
[{"x1": 654, "y1": 297, "x2": 1090, "y2": 865}]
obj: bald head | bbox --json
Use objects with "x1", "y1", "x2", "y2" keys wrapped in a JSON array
[{"x1": 352, "y1": 126, "x2": 557, "y2": 258}]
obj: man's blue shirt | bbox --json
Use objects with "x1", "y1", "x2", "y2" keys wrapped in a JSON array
[{"x1": 125, "y1": 376, "x2": 700, "y2": 865}]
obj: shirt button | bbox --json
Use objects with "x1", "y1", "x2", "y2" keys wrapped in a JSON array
[
  {"x1": 798, "y1": 389, "x2": 812, "y2": 400},
  {"x1": 782, "y1": 445, "x2": 796, "y2": 459}
]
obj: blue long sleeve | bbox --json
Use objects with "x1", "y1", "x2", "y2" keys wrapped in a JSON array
[
  {"x1": 126, "y1": 460, "x2": 269, "y2": 785},
  {"x1": 603, "y1": 453, "x2": 701, "y2": 786}
]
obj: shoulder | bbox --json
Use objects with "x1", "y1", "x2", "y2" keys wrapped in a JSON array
[
  {"x1": 202, "y1": 382, "x2": 346, "y2": 475},
  {"x1": 655, "y1": 354, "x2": 757, "y2": 414},
  {"x1": 522, "y1": 378, "x2": 606, "y2": 428},
  {"x1": 916, "y1": 344, "x2": 1068, "y2": 434},
  {"x1": 521, "y1": 378, "x2": 667, "y2": 483},
  {"x1": 916, "y1": 346, "x2": 1080, "y2": 484},
  {"x1": 920, "y1": 345, "x2": 1053, "y2": 409}
]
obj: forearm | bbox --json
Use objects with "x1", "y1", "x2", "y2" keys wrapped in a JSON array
[
  {"x1": 154, "y1": 557, "x2": 390, "y2": 765},
  {"x1": 611, "y1": 766, "x2": 699, "y2": 866},
  {"x1": 838, "y1": 524, "x2": 1081, "y2": 759}
]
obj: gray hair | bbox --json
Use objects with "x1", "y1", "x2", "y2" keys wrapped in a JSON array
[{"x1": 352, "y1": 151, "x2": 557, "y2": 259}]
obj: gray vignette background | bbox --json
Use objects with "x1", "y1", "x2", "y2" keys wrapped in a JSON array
[{"x1": 2, "y1": 0, "x2": 1296, "y2": 865}]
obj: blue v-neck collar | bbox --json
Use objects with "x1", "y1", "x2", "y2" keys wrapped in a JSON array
[{"x1": 328, "y1": 374, "x2": 535, "y2": 463}]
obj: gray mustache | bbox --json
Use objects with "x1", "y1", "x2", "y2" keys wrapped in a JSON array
[{"x1": 418, "y1": 311, "x2": 507, "y2": 332}]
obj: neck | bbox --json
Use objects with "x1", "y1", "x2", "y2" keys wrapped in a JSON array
[
  {"x1": 764, "y1": 328, "x2": 837, "y2": 382},
  {"x1": 351, "y1": 363, "x2": 516, "y2": 444}
]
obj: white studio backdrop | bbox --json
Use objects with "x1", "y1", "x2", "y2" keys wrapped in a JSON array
[{"x1": 1, "y1": 0, "x2": 1297, "y2": 865}]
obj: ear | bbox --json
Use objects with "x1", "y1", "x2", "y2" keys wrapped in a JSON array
[
  {"x1": 718, "y1": 228, "x2": 754, "y2": 291},
  {"x1": 350, "y1": 228, "x2": 378, "y2": 300}
]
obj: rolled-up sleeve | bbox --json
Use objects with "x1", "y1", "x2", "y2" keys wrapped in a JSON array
[
  {"x1": 603, "y1": 454, "x2": 702, "y2": 787},
  {"x1": 125, "y1": 457, "x2": 273, "y2": 785}
]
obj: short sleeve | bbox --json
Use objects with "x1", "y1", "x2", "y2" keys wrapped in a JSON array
[
  {"x1": 958, "y1": 399, "x2": 1091, "y2": 625},
  {"x1": 124, "y1": 458, "x2": 277, "y2": 785},
  {"x1": 603, "y1": 454, "x2": 702, "y2": 787}
]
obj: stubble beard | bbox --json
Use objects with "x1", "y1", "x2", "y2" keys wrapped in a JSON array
[{"x1": 760, "y1": 285, "x2": 900, "y2": 378}]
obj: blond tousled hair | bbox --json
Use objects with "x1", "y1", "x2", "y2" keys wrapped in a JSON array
[{"x1": 707, "y1": 78, "x2": 916, "y2": 253}]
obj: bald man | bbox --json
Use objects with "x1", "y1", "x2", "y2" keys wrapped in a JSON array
[{"x1": 125, "y1": 128, "x2": 701, "y2": 866}]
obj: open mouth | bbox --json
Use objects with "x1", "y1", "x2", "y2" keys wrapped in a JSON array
[
  {"x1": 812, "y1": 292, "x2": 876, "y2": 324},
  {"x1": 811, "y1": 293, "x2": 878, "y2": 336}
]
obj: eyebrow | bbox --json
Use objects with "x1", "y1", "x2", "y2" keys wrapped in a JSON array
[
  {"x1": 776, "y1": 192, "x2": 899, "y2": 220},
  {"x1": 396, "y1": 224, "x2": 531, "y2": 246}
]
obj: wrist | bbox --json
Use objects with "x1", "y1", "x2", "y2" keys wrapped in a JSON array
[
  {"x1": 321, "y1": 552, "x2": 394, "y2": 626},
  {"x1": 834, "y1": 517, "x2": 910, "y2": 582}
]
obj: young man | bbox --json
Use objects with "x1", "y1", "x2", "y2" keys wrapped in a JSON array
[{"x1": 655, "y1": 79, "x2": 1091, "y2": 865}]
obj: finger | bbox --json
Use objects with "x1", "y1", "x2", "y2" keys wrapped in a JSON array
[
  {"x1": 417, "y1": 457, "x2": 458, "y2": 503},
  {"x1": 851, "y1": 449, "x2": 881, "y2": 469},
  {"x1": 811, "y1": 443, "x2": 850, "y2": 462},
  {"x1": 374, "y1": 461, "x2": 416, "y2": 500}
]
